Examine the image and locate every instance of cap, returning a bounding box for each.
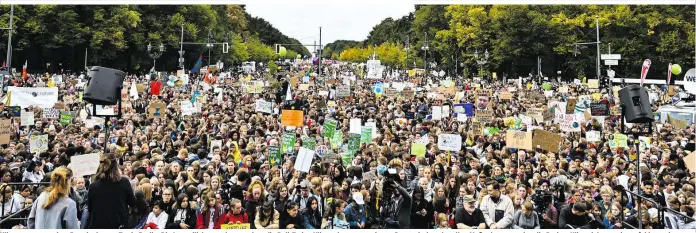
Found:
[9,162,21,170]
[352,192,365,205]
[648,208,658,219]
[463,195,476,203]
[650,155,658,161]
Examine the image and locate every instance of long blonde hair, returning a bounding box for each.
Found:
[43,166,73,209]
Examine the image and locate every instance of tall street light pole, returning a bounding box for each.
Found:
[147,42,164,71]
[178,24,185,69]
[422,32,429,79]
[4,5,14,68]
[474,49,489,79]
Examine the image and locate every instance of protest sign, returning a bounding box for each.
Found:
[555,112,584,132]
[302,138,316,150]
[337,86,351,98]
[181,101,194,116]
[476,109,494,123]
[500,92,513,100]
[60,111,72,125]
[437,134,462,151]
[298,84,310,91]
[221,223,251,229]
[476,96,491,110]
[411,143,426,157]
[245,81,263,93]
[322,119,338,138]
[42,108,59,119]
[70,153,100,178]
[667,115,689,130]
[587,79,599,89]
[361,126,372,144]
[136,84,146,93]
[566,98,577,114]
[349,118,362,134]
[590,102,609,116]
[148,102,167,119]
[432,106,442,120]
[281,110,304,127]
[30,134,49,154]
[0,120,11,144]
[347,133,361,152]
[385,87,397,97]
[586,131,601,142]
[685,151,696,173]
[331,131,343,149]
[281,133,296,154]
[268,146,281,166]
[7,87,59,108]
[638,136,651,151]
[506,130,533,150]
[533,129,563,153]
[609,134,628,149]
[255,100,273,114]
[21,111,34,126]
[402,88,415,99]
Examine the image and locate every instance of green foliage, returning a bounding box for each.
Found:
[322,40,361,59]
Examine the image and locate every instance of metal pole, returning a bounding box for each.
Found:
[596,17,601,80]
[180,24,184,69]
[608,43,614,100]
[5,5,14,68]
[208,29,212,67]
[406,35,409,70]
[84,48,88,70]
[424,32,428,77]
[318,27,322,77]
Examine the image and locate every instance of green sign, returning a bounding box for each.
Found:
[411,143,427,157]
[302,137,316,150]
[360,126,372,144]
[282,133,296,154]
[341,150,353,165]
[331,131,343,149]
[322,119,338,138]
[268,146,281,166]
[347,133,361,152]
[60,111,72,125]
[542,82,551,90]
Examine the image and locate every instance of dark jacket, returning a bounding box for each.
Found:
[281,214,306,229]
[165,208,196,229]
[85,177,136,229]
[558,204,591,229]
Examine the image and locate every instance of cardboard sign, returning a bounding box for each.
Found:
[533,129,563,153]
[42,108,59,119]
[437,134,462,151]
[476,109,494,123]
[0,120,11,145]
[281,110,304,127]
[667,114,689,130]
[566,98,577,114]
[506,130,533,150]
[590,102,609,116]
[403,88,415,99]
[30,134,49,154]
[148,102,167,119]
[298,84,310,91]
[136,84,146,93]
[385,87,397,97]
[55,103,66,110]
[337,86,351,98]
[500,92,513,100]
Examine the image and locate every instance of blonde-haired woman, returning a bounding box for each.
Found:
[27,166,79,229]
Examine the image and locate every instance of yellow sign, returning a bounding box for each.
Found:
[221,223,251,229]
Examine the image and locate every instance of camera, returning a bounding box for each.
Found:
[382,168,401,190]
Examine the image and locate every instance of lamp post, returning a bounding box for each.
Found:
[422,32,429,78]
[474,49,489,79]
[147,42,164,71]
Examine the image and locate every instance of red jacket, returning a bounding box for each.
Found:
[224,211,249,224]
[196,206,226,229]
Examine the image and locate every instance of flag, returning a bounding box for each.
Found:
[22,60,28,81]
[129,82,139,101]
[285,84,293,101]
[1,60,5,67]
[640,59,651,86]
[667,63,672,85]
[192,54,203,73]
[203,72,210,84]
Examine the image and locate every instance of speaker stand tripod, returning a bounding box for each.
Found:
[619,104,653,229]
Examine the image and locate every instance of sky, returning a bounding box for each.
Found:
[245,4,415,55]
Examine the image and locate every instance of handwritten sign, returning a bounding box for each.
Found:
[30,134,49,154]
[437,134,462,151]
[586,131,601,142]
[506,130,533,150]
[21,111,34,126]
[411,143,426,157]
[0,120,11,144]
[476,109,494,123]
[221,223,251,229]
[70,153,100,178]
[245,81,263,93]
[148,102,167,119]
[60,111,72,125]
[42,108,59,119]
[402,88,415,99]
[609,133,628,149]
[337,86,351,98]
[500,92,513,100]
[590,102,609,116]
[533,129,563,153]
[255,100,273,114]
[281,110,304,127]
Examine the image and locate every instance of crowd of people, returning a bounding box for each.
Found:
[0,62,694,230]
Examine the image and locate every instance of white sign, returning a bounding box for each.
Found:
[586,131,601,142]
[600,54,622,60]
[349,118,362,134]
[21,111,34,126]
[557,113,585,132]
[181,101,194,116]
[30,134,49,154]
[604,60,618,66]
[294,147,315,172]
[255,100,273,114]
[437,134,462,151]
[365,121,378,139]
[432,106,442,120]
[42,108,59,119]
[684,68,696,94]
[70,153,100,178]
[210,140,222,154]
[7,87,59,108]
[442,105,450,118]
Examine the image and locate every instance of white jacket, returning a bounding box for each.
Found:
[479,194,515,229]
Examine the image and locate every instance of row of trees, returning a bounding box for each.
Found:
[327,5,695,80]
[0,5,310,73]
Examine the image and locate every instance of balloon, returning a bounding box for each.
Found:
[671,64,682,75]
[279,47,287,57]
[297,54,302,59]
[542,82,551,90]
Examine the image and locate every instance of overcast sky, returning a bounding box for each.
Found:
[245,4,415,54]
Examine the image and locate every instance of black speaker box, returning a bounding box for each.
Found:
[83,66,126,105]
[618,85,654,123]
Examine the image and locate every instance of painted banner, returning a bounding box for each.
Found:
[7,87,59,108]
[281,133,296,155]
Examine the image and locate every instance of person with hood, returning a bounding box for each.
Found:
[166,193,196,229]
[281,201,305,229]
[344,192,367,229]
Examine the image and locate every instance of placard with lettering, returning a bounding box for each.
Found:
[533,129,563,153]
[590,102,610,116]
[476,109,494,123]
[506,130,533,150]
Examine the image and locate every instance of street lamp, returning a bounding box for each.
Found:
[147,42,165,71]
[474,49,489,78]
[422,32,429,77]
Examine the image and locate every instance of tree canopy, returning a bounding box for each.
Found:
[0,5,310,73]
[338,5,695,80]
